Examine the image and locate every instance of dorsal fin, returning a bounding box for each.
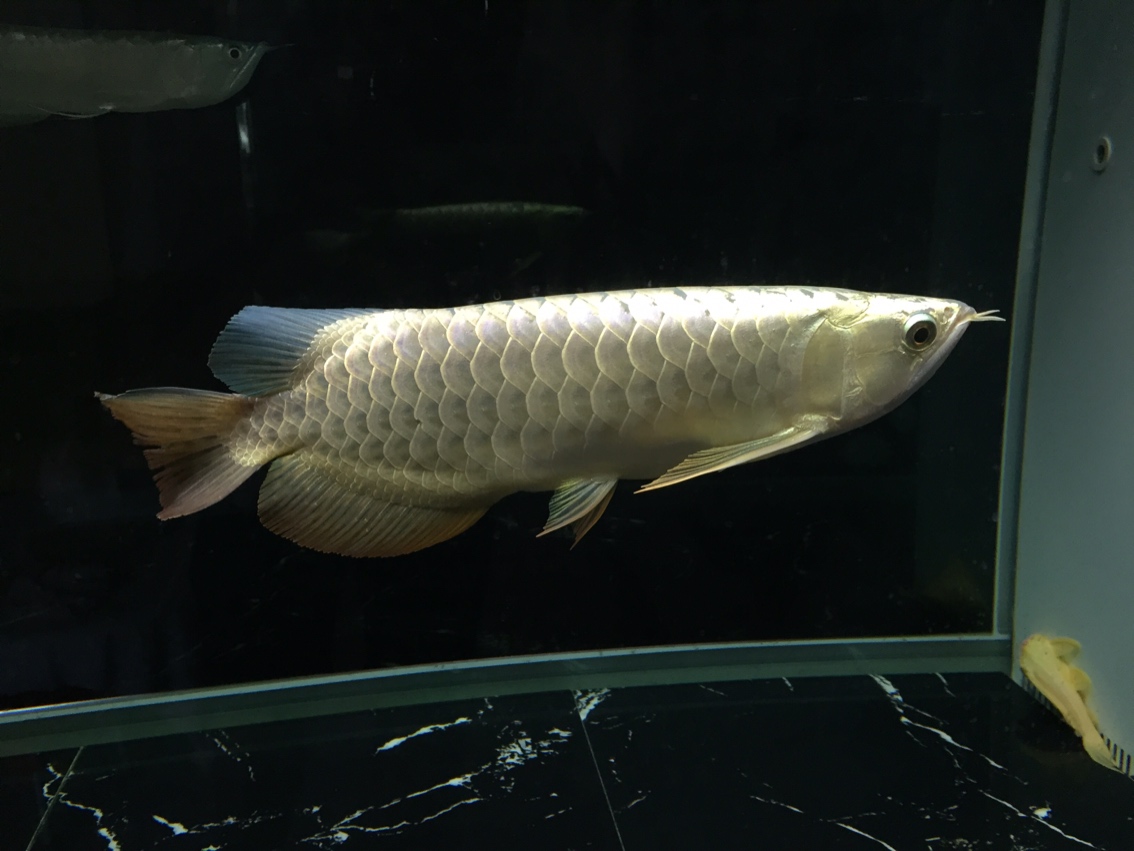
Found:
[207,306,371,395]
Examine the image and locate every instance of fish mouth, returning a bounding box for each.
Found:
[959,307,1005,326]
[942,304,1005,349]
[911,303,1005,386]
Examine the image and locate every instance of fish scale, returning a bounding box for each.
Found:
[97,286,1001,557]
[255,289,879,488]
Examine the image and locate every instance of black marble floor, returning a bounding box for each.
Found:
[3,673,1132,850]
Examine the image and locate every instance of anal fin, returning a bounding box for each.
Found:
[258,453,487,557]
[635,424,821,493]
[537,478,617,547]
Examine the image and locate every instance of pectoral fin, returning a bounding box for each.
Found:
[635,425,821,493]
[538,478,617,546]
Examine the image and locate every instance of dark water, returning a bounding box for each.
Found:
[0,0,1039,709]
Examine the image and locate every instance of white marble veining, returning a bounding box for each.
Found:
[573,688,611,721]
[21,675,1129,849]
[374,716,472,753]
[296,704,576,847]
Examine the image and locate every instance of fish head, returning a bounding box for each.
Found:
[177,38,272,108]
[806,291,1002,426]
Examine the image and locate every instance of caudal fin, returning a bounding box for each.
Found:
[96,388,259,519]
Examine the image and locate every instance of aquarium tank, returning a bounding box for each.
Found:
[1,1,1132,849]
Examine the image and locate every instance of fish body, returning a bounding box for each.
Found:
[305,202,586,263]
[98,286,999,557]
[351,201,590,233]
[1020,634,1121,772]
[383,201,589,224]
[0,26,269,122]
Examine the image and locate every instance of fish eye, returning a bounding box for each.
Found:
[228,46,243,61]
[902,313,938,351]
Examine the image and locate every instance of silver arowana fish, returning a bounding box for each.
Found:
[0,26,271,126]
[306,202,589,254]
[97,286,1001,558]
[375,201,590,228]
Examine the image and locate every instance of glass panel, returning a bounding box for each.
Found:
[0,1,1040,711]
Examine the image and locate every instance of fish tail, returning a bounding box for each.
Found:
[1083,731,1123,772]
[96,388,260,519]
